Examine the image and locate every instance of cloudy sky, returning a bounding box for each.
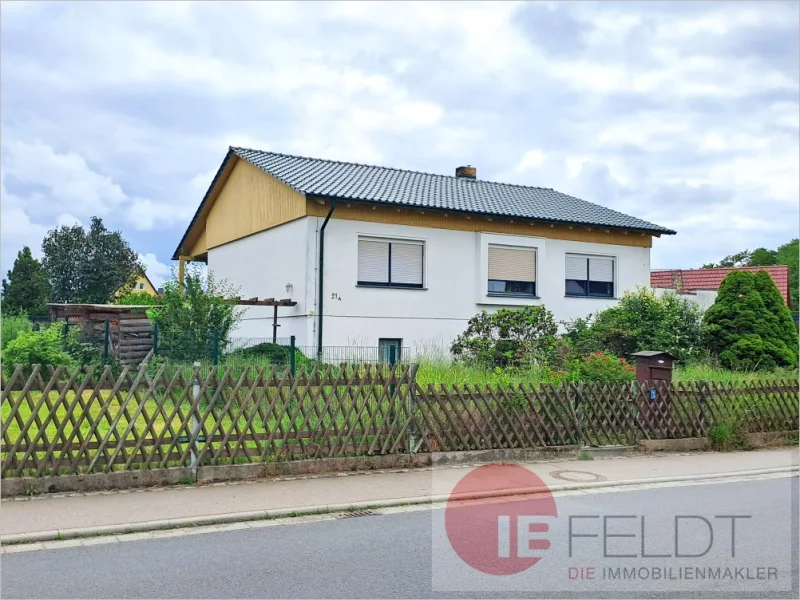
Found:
[1,0,798,287]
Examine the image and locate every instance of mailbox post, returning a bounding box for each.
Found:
[630,351,675,384]
[630,351,676,433]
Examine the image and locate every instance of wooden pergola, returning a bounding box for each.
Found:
[226,297,298,343]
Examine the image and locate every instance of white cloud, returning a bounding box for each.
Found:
[0,0,796,280]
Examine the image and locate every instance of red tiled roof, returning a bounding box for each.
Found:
[651,265,791,307]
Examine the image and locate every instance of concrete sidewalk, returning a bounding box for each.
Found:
[2,448,797,543]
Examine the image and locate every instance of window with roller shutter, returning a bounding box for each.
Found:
[487,245,537,296]
[357,237,424,288]
[565,254,615,298]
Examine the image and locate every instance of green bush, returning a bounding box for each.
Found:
[569,351,636,383]
[227,342,314,368]
[2,323,76,376]
[450,306,558,367]
[562,287,705,363]
[1,315,33,350]
[148,266,242,361]
[753,270,799,365]
[704,271,798,370]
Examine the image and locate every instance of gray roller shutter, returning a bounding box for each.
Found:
[589,257,614,282]
[565,255,588,280]
[390,241,423,285]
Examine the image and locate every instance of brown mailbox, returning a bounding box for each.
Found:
[630,351,675,384]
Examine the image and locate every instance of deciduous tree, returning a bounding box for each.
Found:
[41,217,140,304]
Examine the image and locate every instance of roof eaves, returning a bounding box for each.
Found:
[308,194,675,235]
[171,147,236,261]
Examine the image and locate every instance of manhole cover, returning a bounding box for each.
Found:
[338,509,378,519]
[549,470,607,483]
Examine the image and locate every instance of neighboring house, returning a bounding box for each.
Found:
[650,265,791,312]
[115,269,159,297]
[173,147,675,356]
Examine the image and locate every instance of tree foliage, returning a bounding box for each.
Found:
[41,217,141,304]
[147,266,242,360]
[775,239,799,310]
[1,246,51,317]
[702,238,798,309]
[450,306,558,367]
[704,271,798,370]
[113,291,160,306]
[562,287,706,363]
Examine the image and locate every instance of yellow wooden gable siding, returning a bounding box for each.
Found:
[189,228,207,257]
[204,158,306,250]
[305,199,652,248]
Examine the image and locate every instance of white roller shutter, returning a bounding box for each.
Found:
[565,255,588,280]
[589,257,614,282]
[390,241,423,285]
[358,239,389,283]
[488,246,536,281]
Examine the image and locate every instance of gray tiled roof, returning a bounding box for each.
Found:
[232,147,675,235]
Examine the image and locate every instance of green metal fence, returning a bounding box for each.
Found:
[152,330,409,378]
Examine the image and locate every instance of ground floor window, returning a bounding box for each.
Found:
[565,254,615,298]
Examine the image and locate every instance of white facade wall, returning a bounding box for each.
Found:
[207,218,315,344]
[208,216,652,357]
[653,288,718,312]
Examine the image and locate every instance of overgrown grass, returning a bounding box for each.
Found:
[673,363,799,383]
[413,358,798,387]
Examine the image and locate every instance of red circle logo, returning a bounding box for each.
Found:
[444,463,557,576]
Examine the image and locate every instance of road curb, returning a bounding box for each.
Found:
[2,465,797,545]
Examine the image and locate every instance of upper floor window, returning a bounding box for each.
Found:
[565,254,614,298]
[488,244,537,297]
[357,237,424,288]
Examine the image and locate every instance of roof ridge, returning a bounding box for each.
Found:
[653,265,789,272]
[230,146,556,191]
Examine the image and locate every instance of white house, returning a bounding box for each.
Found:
[173,148,676,359]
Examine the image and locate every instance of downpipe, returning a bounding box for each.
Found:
[317,199,336,360]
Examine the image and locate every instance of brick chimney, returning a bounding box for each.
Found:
[455,165,476,180]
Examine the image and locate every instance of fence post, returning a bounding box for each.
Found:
[571,383,584,447]
[153,322,159,356]
[190,362,201,477]
[388,345,397,429]
[103,319,110,361]
[697,380,708,437]
[407,364,418,453]
[289,335,296,376]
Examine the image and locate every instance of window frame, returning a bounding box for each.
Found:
[565,254,616,299]
[486,244,538,298]
[357,237,425,289]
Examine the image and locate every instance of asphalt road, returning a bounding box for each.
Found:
[2,477,797,599]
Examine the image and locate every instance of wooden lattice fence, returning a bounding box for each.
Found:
[1,364,797,477]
